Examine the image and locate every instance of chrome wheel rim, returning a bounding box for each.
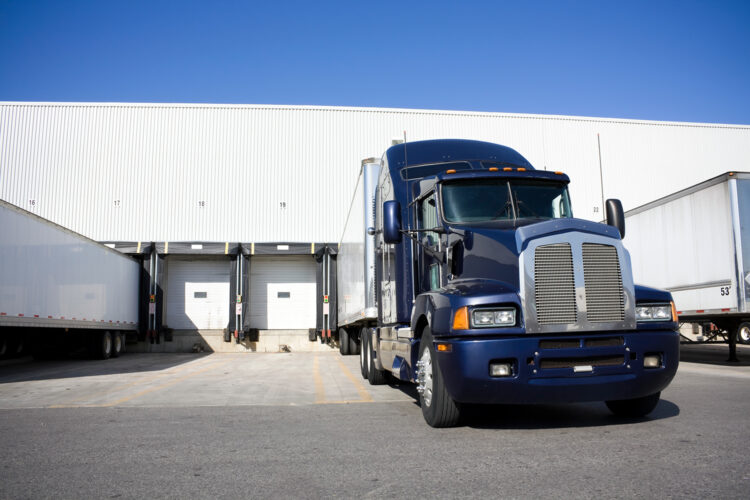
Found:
[740,326,750,342]
[417,348,433,408]
[104,335,111,354]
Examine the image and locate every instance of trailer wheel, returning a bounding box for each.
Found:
[111,332,122,358]
[737,322,750,344]
[367,329,387,385]
[349,332,359,355]
[339,328,350,355]
[605,392,661,418]
[0,334,7,358]
[417,327,461,427]
[95,331,113,360]
[11,334,24,357]
[359,328,369,379]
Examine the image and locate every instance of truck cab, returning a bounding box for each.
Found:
[361,139,679,427]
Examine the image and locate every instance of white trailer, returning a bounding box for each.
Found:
[0,199,140,359]
[335,158,381,355]
[624,172,749,350]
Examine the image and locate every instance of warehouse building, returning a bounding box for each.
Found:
[1,102,749,351]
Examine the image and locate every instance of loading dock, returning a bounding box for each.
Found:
[249,255,317,330]
[165,257,231,330]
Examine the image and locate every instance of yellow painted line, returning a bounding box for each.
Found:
[48,356,219,408]
[97,360,231,407]
[312,355,326,404]
[334,356,373,402]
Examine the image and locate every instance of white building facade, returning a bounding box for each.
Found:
[2,102,749,346]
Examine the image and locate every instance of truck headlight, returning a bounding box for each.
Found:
[471,307,516,328]
[636,303,674,322]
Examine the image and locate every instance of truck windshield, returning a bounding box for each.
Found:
[441,179,572,223]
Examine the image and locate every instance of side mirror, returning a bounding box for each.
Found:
[383,200,402,244]
[605,199,625,239]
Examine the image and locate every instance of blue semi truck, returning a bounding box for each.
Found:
[336,139,679,427]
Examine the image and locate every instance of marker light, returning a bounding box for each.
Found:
[436,343,452,352]
[671,301,678,322]
[517,167,526,172]
[453,307,469,330]
[446,169,456,174]
[488,167,498,172]
[503,167,512,171]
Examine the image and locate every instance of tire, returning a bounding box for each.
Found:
[0,334,7,358]
[339,328,350,355]
[417,327,461,427]
[606,392,661,417]
[111,332,122,358]
[94,331,112,360]
[737,322,750,345]
[360,327,369,380]
[367,329,387,385]
[349,331,359,355]
[11,334,24,357]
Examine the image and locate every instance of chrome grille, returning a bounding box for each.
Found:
[582,243,625,322]
[534,243,576,325]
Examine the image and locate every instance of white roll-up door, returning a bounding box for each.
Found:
[249,255,317,329]
[166,257,230,330]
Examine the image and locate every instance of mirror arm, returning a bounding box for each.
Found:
[400,229,444,262]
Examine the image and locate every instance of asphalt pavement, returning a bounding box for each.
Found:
[0,345,748,498]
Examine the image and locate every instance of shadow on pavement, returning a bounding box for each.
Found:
[0,353,211,384]
[461,399,680,429]
[680,343,750,366]
[385,372,680,430]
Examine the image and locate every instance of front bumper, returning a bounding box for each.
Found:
[434,330,679,404]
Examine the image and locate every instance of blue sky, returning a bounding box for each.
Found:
[1,0,748,124]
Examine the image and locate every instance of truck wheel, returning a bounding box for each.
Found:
[111,332,122,358]
[367,329,386,385]
[417,327,461,427]
[360,328,369,379]
[349,332,359,355]
[339,328,350,355]
[737,322,750,344]
[606,392,661,417]
[95,331,113,360]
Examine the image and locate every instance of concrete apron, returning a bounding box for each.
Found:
[131,330,336,354]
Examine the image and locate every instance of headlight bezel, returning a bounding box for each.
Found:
[470,307,517,328]
[635,302,675,322]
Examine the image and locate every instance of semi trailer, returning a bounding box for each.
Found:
[624,172,750,359]
[0,199,139,359]
[337,139,680,427]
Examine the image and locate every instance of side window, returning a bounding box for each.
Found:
[418,192,438,245]
[417,191,440,291]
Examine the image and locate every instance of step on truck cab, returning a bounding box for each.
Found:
[337,139,679,427]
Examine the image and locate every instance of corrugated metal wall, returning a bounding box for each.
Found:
[1,102,748,242]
